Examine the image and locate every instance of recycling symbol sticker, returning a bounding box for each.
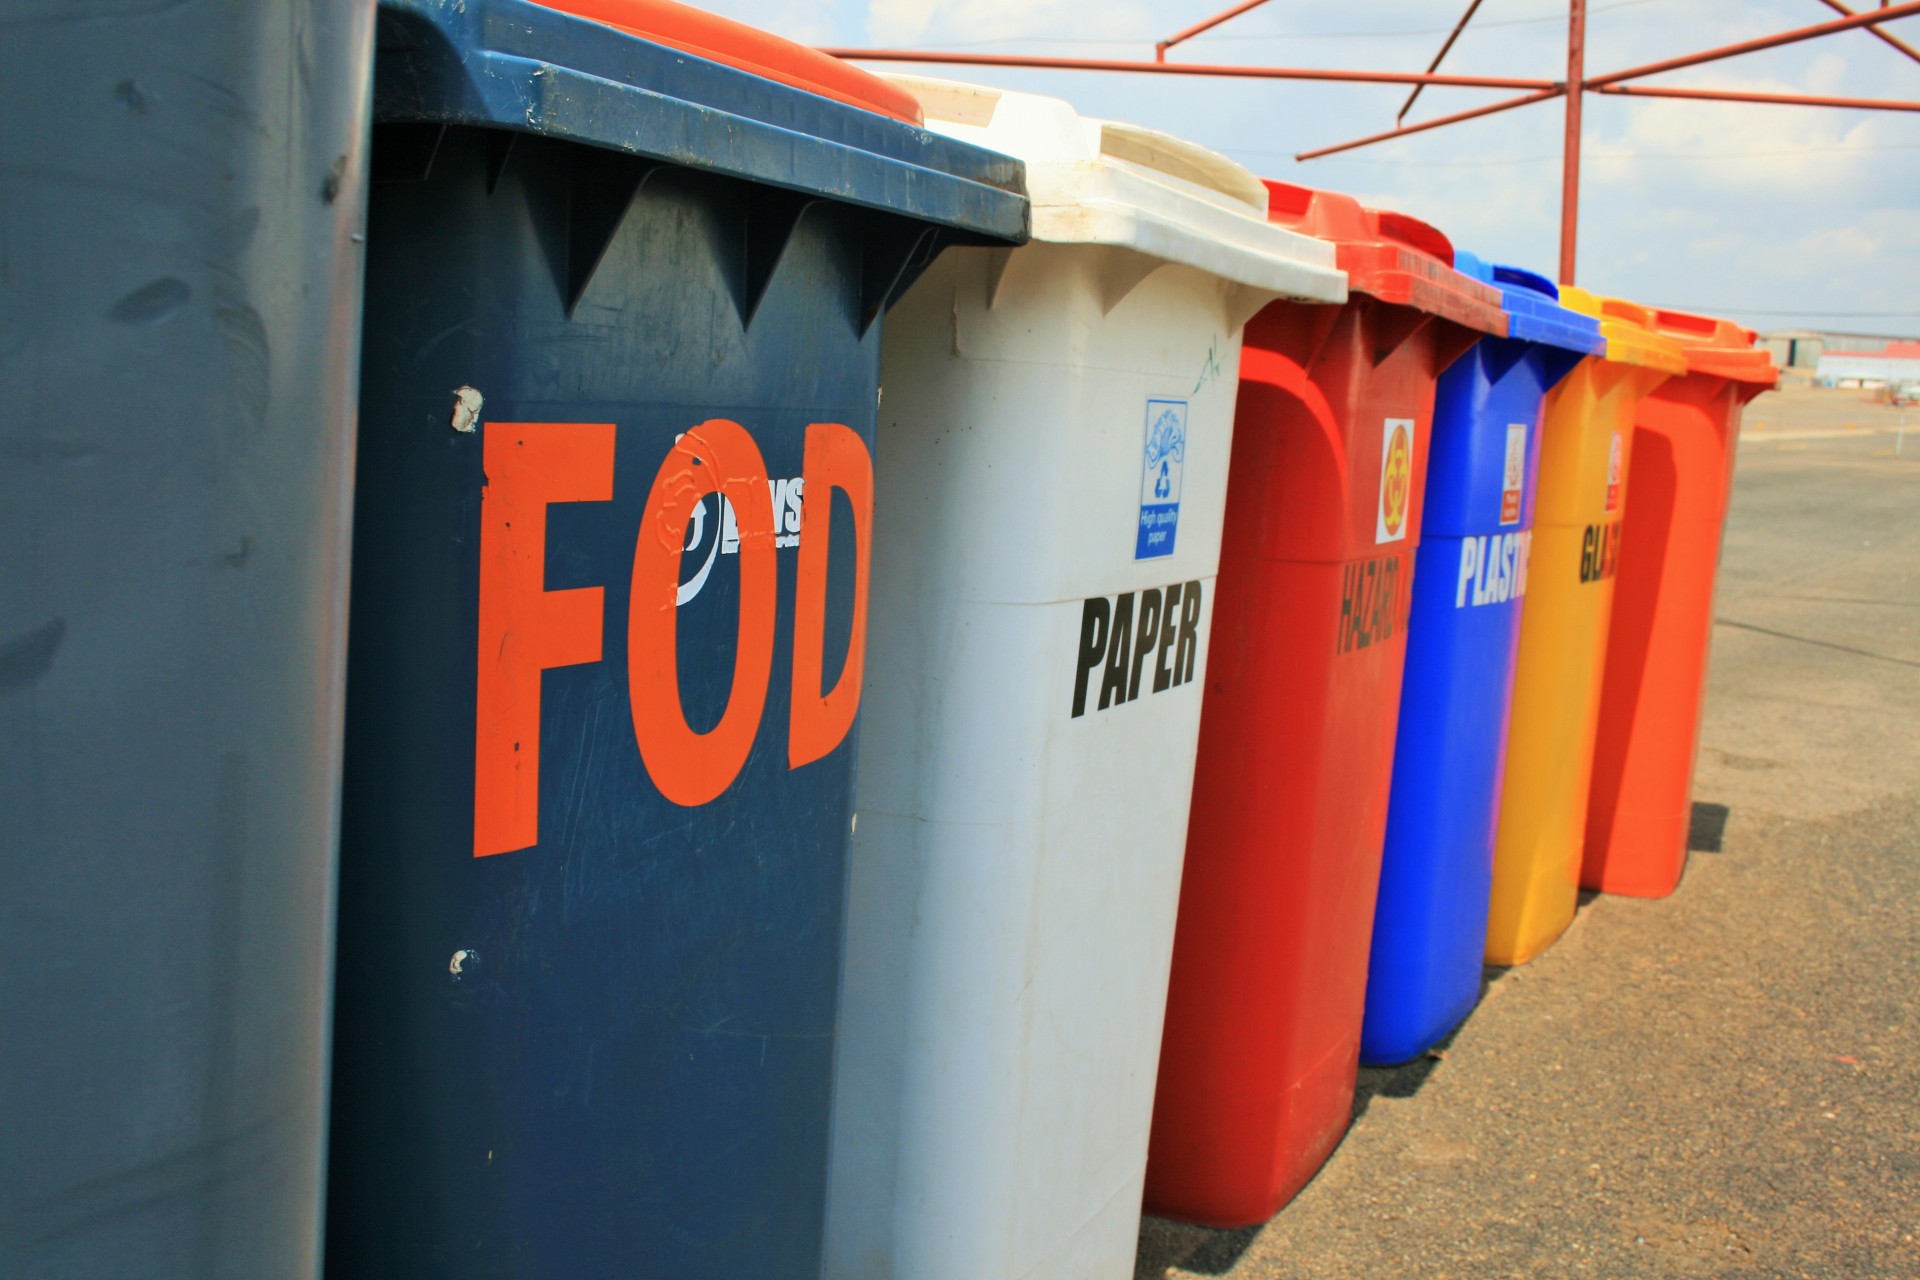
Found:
[1136,397,1187,561]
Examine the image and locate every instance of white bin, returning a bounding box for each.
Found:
[825,77,1348,1280]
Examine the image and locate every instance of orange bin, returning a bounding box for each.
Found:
[1584,311,1778,896]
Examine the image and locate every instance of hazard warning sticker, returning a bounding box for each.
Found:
[1376,417,1415,544]
[1137,397,1187,560]
[1500,423,1526,526]
[1605,431,1623,513]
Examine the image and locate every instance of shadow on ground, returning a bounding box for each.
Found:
[1688,800,1730,853]
[1138,802,1743,1277]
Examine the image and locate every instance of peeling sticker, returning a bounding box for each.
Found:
[450,948,477,977]
[451,386,484,434]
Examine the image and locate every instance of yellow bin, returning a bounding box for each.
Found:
[1486,290,1688,965]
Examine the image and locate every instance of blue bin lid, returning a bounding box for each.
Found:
[1453,251,1604,357]
[374,0,1028,244]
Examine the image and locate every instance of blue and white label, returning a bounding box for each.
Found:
[1137,397,1187,560]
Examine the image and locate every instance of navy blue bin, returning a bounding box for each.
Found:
[325,4,1024,1277]
[1360,255,1603,1066]
[1,3,372,1276]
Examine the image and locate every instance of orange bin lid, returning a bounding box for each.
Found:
[1651,307,1780,387]
[1261,179,1506,337]
[534,0,923,124]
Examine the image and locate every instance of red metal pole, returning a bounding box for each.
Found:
[1157,0,1278,61]
[1297,87,1565,160]
[1593,83,1920,111]
[822,49,1556,90]
[1561,0,1585,285]
[1398,0,1487,124]
[1587,0,1920,87]
[1812,0,1920,66]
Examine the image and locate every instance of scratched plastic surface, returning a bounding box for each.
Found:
[1361,254,1602,1068]
[1146,180,1507,1229]
[0,3,374,1278]
[325,4,1023,1278]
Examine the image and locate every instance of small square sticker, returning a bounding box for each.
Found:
[1137,398,1186,560]
[1500,423,1526,526]
[1605,431,1623,513]
[1376,417,1415,544]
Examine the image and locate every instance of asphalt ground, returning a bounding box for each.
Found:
[1136,387,1920,1280]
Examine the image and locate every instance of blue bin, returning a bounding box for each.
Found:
[324,3,1024,1277]
[1360,255,1603,1066]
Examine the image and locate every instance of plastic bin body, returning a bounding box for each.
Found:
[0,4,374,1277]
[1145,182,1505,1227]
[1585,313,1777,897]
[825,79,1346,1280]
[1486,291,1688,966]
[1361,257,1602,1066]
[323,6,1024,1278]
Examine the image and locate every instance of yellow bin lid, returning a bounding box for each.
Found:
[1559,286,1689,377]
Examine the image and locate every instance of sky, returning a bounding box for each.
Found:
[697,0,1920,336]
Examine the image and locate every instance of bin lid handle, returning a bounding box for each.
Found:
[1096,121,1268,212]
[896,75,1004,128]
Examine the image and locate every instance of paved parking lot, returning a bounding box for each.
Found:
[1137,387,1920,1279]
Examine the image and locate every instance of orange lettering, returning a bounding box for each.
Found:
[629,419,777,807]
[473,422,614,858]
[788,422,873,770]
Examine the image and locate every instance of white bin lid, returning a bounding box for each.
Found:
[887,74,1347,305]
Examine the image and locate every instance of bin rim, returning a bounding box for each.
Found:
[881,74,1349,306]
[1260,180,1506,336]
[1558,286,1690,376]
[1652,307,1780,386]
[533,0,924,124]
[1454,251,1604,358]
[374,0,1029,244]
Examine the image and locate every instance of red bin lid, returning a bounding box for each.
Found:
[1261,179,1506,336]
[1651,306,1780,387]
[534,0,924,124]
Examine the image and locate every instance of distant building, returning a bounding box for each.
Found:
[1762,328,1919,372]
[1815,340,1920,388]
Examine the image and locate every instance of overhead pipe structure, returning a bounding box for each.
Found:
[1561,0,1586,283]
[1397,0,1487,124]
[1592,84,1920,112]
[820,49,1554,90]
[1814,0,1920,65]
[826,0,1920,284]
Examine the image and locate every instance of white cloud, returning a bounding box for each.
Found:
[864,0,1157,45]
[866,0,941,45]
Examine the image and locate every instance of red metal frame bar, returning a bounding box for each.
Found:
[1155,0,1276,62]
[1593,83,1920,111]
[1398,0,1486,123]
[1814,0,1920,66]
[1561,0,1587,284]
[829,0,1920,285]
[818,49,1555,90]
[1588,0,1920,87]
[1296,87,1564,160]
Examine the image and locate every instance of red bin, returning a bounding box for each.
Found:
[1145,181,1506,1226]
[1584,310,1777,897]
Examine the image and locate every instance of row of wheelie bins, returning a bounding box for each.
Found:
[0,0,1778,1276]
